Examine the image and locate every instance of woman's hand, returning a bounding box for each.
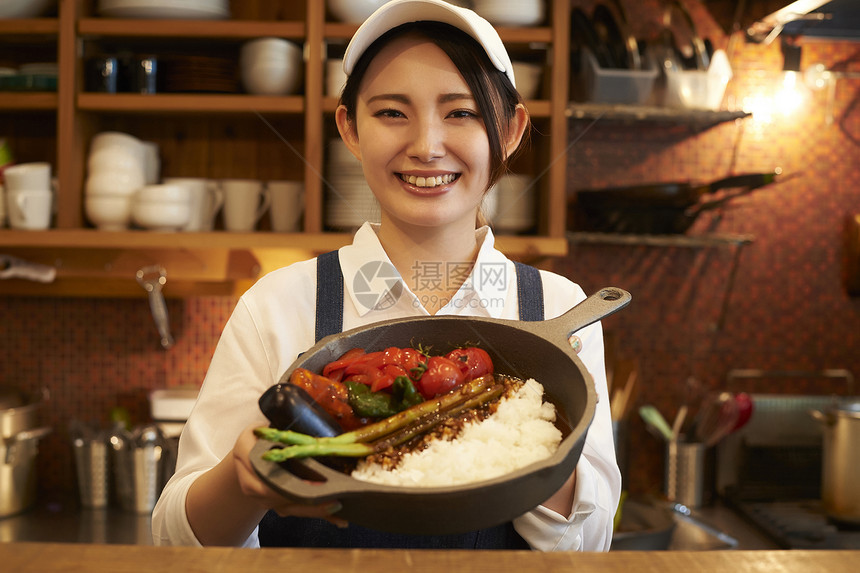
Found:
[232,424,349,527]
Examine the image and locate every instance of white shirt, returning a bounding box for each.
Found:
[151,223,620,551]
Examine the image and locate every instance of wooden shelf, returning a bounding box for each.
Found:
[0,229,567,257]
[567,103,751,127]
[0,0,572,297]
[0,18,59,36]
[568,232,754,248]
[0,92,58,110]
[77,93,304,114]
[78,19,305,39]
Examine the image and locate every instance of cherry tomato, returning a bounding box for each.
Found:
[322,347,367,381]
[445,347,494,381]
[417,356,466,399]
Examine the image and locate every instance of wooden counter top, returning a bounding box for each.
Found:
[1,543,857,572]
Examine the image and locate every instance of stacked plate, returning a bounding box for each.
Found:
[97,0,229,19]
[324,139,379,230]
[472,0,545,27]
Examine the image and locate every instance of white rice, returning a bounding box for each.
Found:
[350,379,562,487]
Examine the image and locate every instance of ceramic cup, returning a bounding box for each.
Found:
[3,162,52,193]
[141,141,160,185]
[163,177,224,231]
[7,188,52,230]
[267,180,304,232]
[220,179,270,232]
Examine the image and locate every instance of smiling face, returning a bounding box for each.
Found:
[336,32,525,234]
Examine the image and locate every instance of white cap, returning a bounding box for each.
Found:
[343,0,515,87]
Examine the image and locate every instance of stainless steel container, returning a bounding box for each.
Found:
[811,400,860,524]
[1,425,51,517]
[1,390,51,518]
[665,441,707,508]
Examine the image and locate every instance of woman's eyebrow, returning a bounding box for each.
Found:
[365,92,475,105]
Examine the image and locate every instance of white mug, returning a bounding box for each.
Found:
[4,162,52,193]
[163,177,224,232]
[8,188,53,230]
[267,180,304,232]
[220,179,270,232]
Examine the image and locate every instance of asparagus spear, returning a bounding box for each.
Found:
[256,375,500,461]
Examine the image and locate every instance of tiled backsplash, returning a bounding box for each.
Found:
[2,11,860,502]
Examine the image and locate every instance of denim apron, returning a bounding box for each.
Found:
[259,250,544,549]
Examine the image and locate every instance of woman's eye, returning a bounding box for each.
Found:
[448,109,479,120]
[374,108,405,119]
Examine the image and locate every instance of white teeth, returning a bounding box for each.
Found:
[401,173,456,187]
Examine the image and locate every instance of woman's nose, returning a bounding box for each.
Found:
[407,119,445,162]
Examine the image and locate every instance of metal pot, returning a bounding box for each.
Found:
[252,287,631,535]
[1,392,51,517]
[811,400,860,525]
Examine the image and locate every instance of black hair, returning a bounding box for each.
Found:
[339,21,529,190]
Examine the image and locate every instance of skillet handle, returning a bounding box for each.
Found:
[250,439,370,503]
[545,287,632,340]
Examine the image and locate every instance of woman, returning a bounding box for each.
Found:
[152,0,619,551]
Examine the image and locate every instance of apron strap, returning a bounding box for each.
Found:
[513,261,544,322]
[315,250,344,342]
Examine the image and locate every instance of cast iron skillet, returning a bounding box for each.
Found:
[251,287,631,535]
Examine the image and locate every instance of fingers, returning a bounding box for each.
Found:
[233,423,349,528]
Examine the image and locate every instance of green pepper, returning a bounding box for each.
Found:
[346,377,424,418]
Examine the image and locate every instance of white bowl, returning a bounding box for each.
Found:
[85,195,133,230]
[87,149,146,175]
[136,183,191,204]
[90,131,144,155]
[132,199,192,231]
[512,61,542,99]
[326,0,389,23]
[85,169,145,196]
[326,58,347,97]
[240,37,301,62]
[0,0,55,18]
[472,0,545,27]
[241,62,302,96]
[240,38,302,95]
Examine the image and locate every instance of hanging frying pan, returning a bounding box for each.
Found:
[572,171,784,235]
[252,287,631,535]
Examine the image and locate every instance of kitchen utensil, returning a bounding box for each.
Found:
[810,399,860,525]
[252,287,631,535]
[136,265,174,349]
[612,496,676,550]
[572,171,782,235]
[670,502,738,548]
[694,392,740,447]
[672,405,688,440]
[662,0,708,71]
[639,405,674,442]
[592,2,640,70]
[571,8,613,69]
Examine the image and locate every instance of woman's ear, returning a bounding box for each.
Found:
[335,105,362,162]
[503,103,530,159]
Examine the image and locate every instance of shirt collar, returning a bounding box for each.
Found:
[339,223,510,319]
